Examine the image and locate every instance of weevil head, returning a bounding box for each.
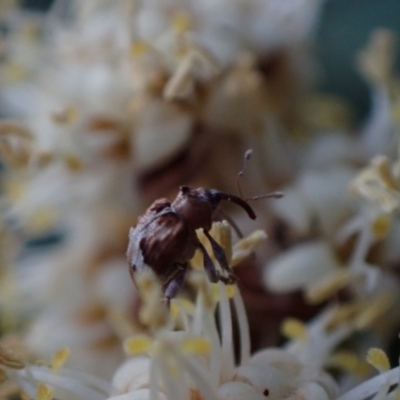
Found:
[172,186,222,230]
[172,186,256,230]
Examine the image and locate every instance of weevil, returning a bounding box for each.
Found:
[127,150,282,302]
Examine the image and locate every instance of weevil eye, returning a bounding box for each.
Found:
[180,186,191,194]
[207,189,221,208]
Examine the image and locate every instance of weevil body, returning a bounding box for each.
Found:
[127,186,257,302]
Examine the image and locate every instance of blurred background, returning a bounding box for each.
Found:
[2,0,400,389]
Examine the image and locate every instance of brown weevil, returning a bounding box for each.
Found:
[127,150,282,302]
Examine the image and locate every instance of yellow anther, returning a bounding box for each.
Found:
[36,383,53,400]
[355,293,394,330]
[4,62,27,82]
[350,155,400,213]
[180,337,211,355]
[50,347,70,373]
[50,105,78,124]
[281,318,308,341]
[211,284,220,301]
[366,348,390,373]
[25,209,58,234]
[371,214,391,240]
[210,283,235,301]
[172,12,191,34]
[225,285,235,298]
[325,301,363,331]
[373,155,399,191]
[326,351,359,372]
[123,335,152,356]
[232,230,267,267]
[130,41,150,58]
[172,298,195,316]
[4,178,25,202]
[170,303,180,320]
[194,222,233,267]
[64,155,84,172]
[305,269,352,304]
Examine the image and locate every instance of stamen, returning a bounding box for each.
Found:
[171,298,195,316]
[172,12,191,34]
[130,41,150,58]
[211,222,233,266]
[173,353,216,400]
[123,335,152,356]
[325,301,364,331]
[305,269,352,304]
[179,338,211,355]
[225,285,235,298]
[163,54,194,100]
[355,293,394,330]
[64,155,84,172]
[158,356,185,400]
[191,279,221,390]
[326,351,360,373]
[367,348,390,373]
[371,214,391,240]
[218,282,234,383]
[50,347,70,373]
[36,383,53,400]
[281,318,308,341]
[373,155,399,190]
[232,230,267,266]
[211,284,235,301]
[25,209,58,234]
[233,288,251,366]
[338,366,399,400]
[50,105,78,124]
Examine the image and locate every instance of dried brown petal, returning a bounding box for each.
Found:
[0,345,25,369]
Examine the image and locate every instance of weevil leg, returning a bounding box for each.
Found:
[197,241,220,283]
[163,263,188,305]
[202,230,236,284]
[203,229,231,273]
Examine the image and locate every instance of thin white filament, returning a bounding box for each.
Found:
[233,286,251,366]
[338,367,399,400]
[218,281,234,383]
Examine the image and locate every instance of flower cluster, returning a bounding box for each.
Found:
[1,1,400,400]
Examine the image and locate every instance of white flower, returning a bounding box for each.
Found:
[264,240,339,293]
[272,166,357,236]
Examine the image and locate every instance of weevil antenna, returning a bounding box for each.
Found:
[218,191,256,220]
[236,149,253,199]
[245,192,284,202]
